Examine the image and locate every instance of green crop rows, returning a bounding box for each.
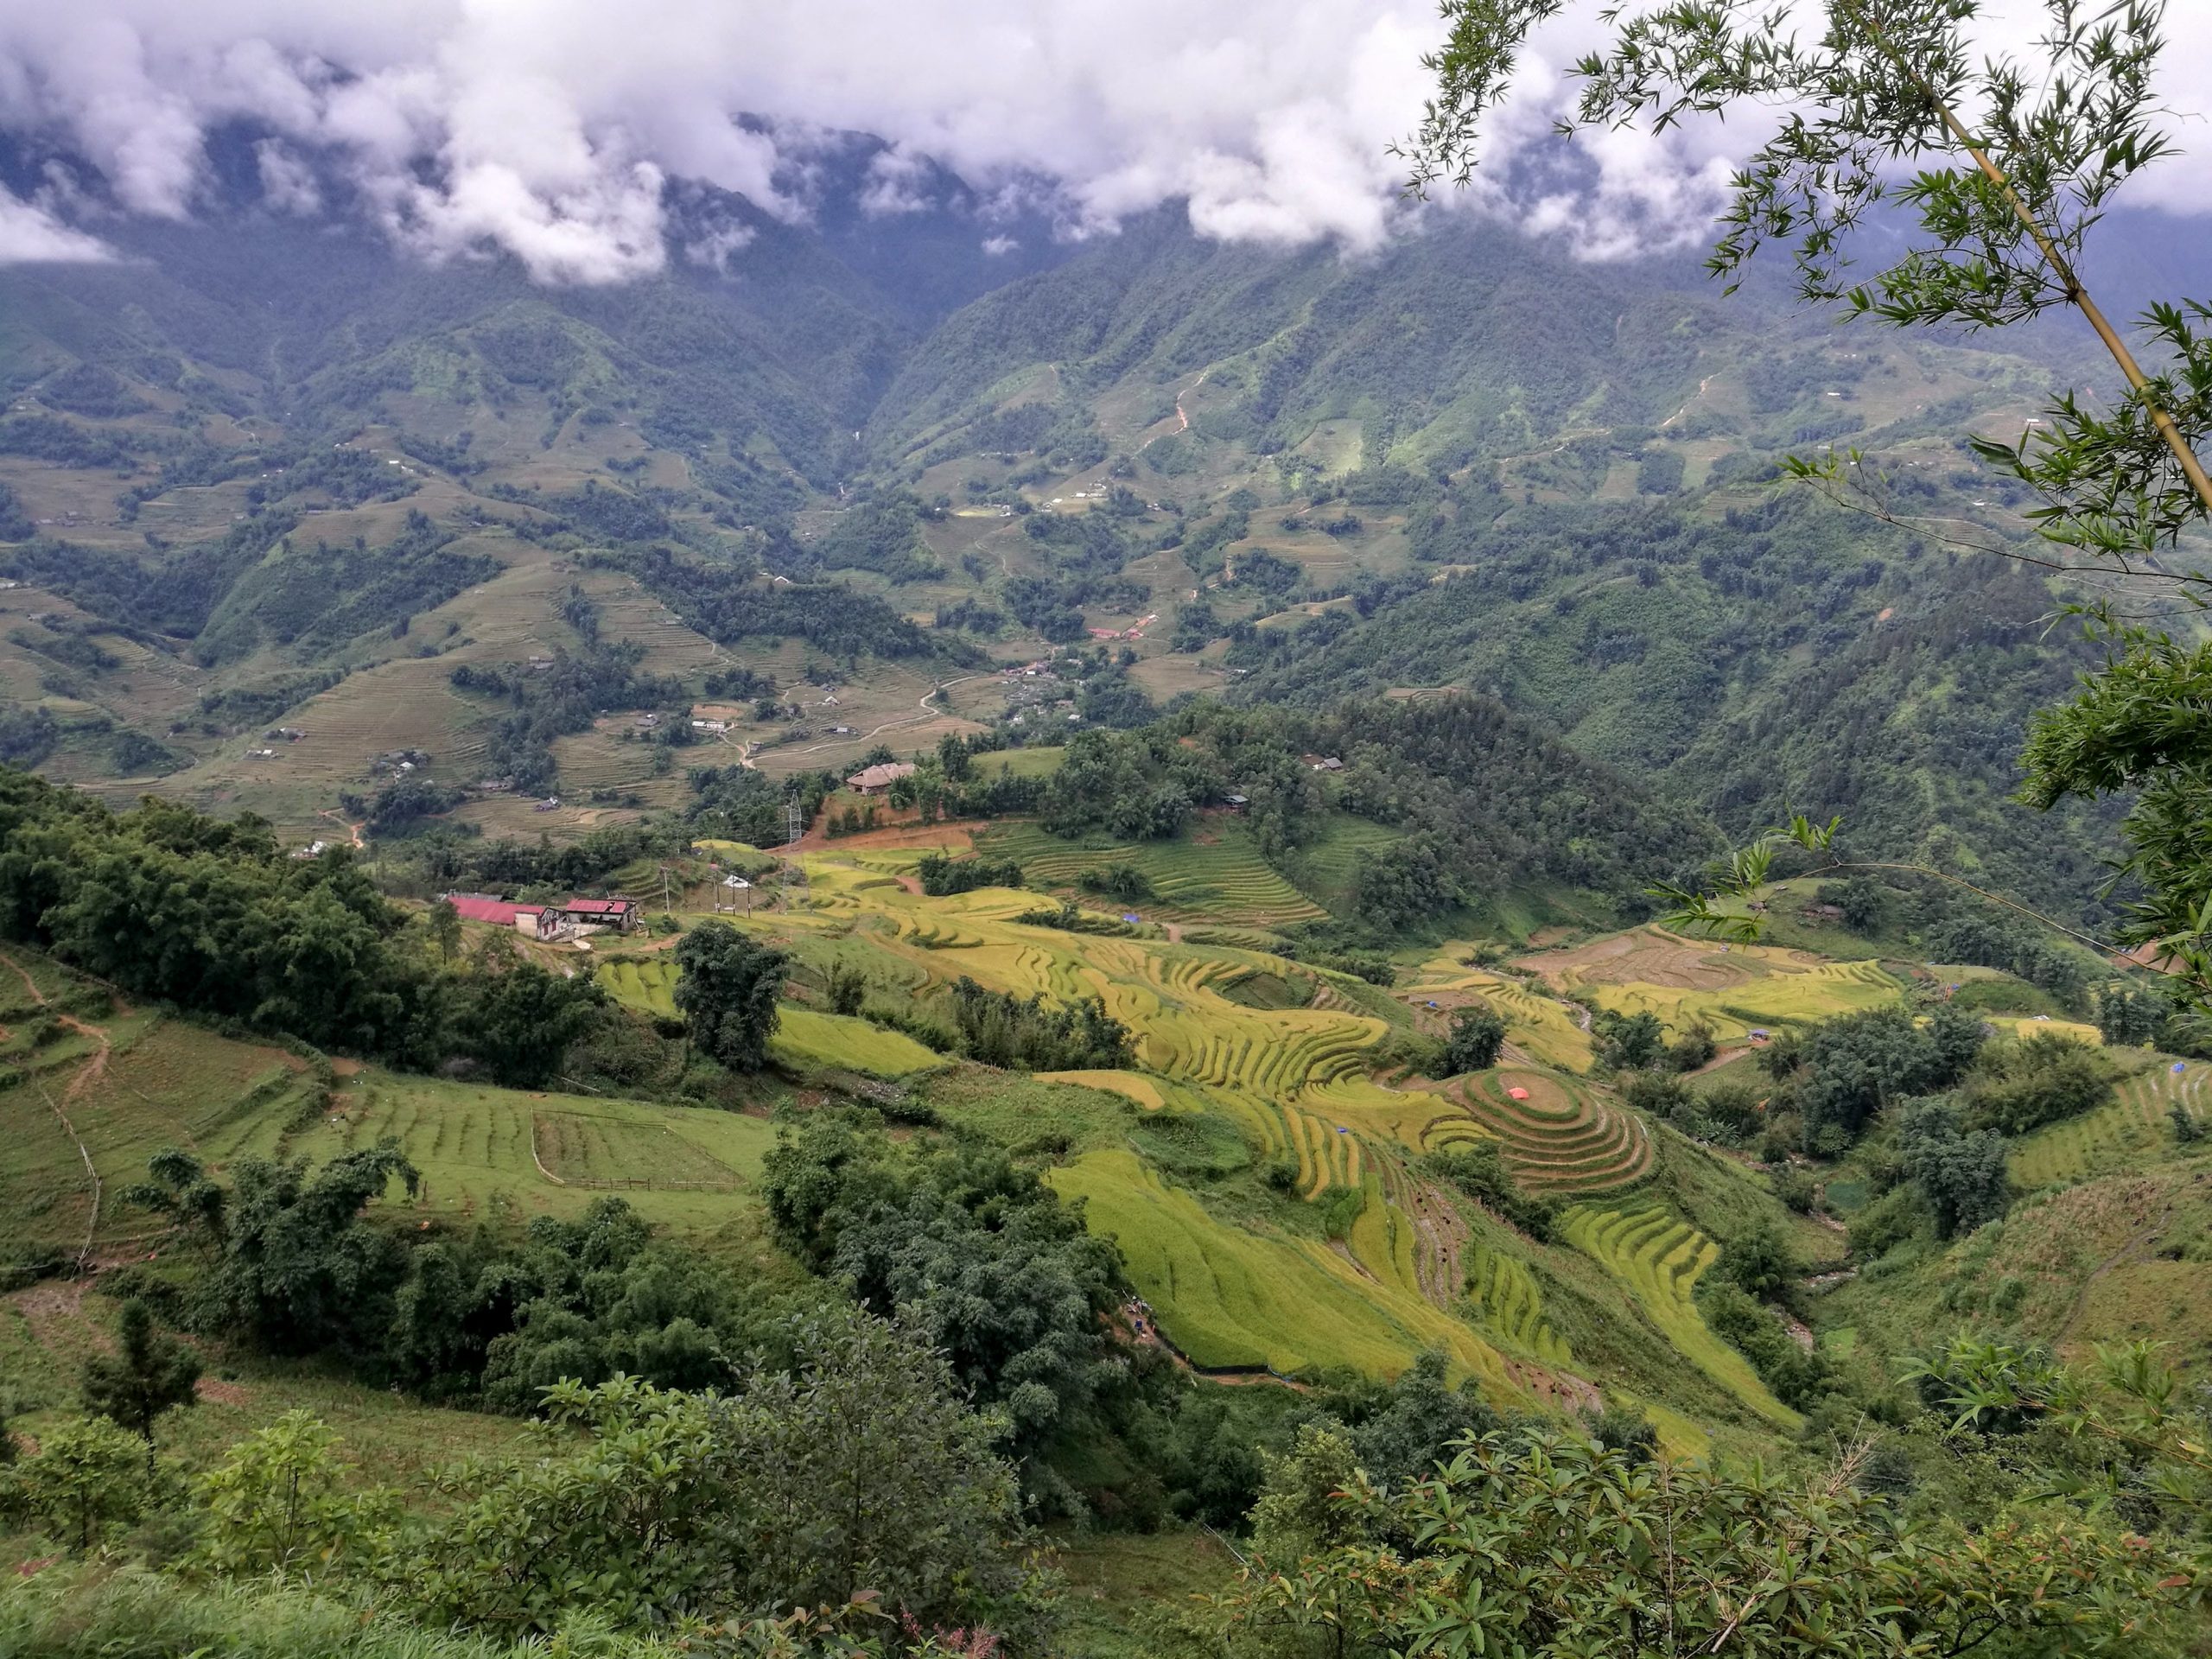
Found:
[2012,1061,2207,1190]
[1446,1069,1653,1192]
[1463,1241,1570,1364]
[1560,1203,1799,1428]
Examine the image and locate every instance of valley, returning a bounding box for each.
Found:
[3,11,2212,1646]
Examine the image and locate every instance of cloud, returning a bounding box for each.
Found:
[0,0,2205,283]
[0,186,115,264]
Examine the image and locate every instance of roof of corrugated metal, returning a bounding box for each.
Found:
[446,894,525,925]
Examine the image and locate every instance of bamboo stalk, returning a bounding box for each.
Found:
[1837,0,2212,517]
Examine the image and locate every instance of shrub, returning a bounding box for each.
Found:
[1440,1007,1506,1075]
[6,1417,151,1552]
[917,854,1024,897]
[1420,1141,1557,1241]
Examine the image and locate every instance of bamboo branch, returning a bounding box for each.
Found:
[1834,0,2212,519]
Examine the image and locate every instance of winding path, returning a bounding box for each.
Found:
[791,673,989,758]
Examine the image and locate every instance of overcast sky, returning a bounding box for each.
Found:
[1,0,2207,281]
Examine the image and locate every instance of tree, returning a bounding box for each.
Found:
[674,919,789,1071]
[81,1298,201,1472]
[1440,1006,1506,1074]
[119,1147,227,1258]
[426,895,462,961]
[1795,1004,1985,1145]
[1897,1100,2012,1239]
[1591,1007,1664,1071]
[1665,1019,1717,1072]
[2096,983,2171,1046]
[194,1408,390,1582]
[1408,0,2212,1011]
[452,944,604,1087]
[157,1143,422,1357]
[1712,1218,1798,1301]
[383,1310,1036,1641]
[1916,1334,2211,1606]
[761,1122,1120,1497]
[7,1417,149,1553]
[1342,1351,1500,1492]
[826,957,868,1016]
[1215,1428,2175,1658]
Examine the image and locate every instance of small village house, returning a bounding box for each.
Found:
[846,761,917,797]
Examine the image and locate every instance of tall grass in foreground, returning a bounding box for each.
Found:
[0,1567,656,1659]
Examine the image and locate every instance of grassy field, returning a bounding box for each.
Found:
[771,1006,947,1077]
[594,957,945,1077]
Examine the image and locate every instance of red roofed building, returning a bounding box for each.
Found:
[445,893,526,926]
[442,893,557,939]
[554,897,639,933]
[443,893,636,939]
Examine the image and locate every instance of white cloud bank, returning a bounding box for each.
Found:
[0,0,2206,280]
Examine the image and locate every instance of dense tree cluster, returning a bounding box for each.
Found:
[674,920,790,1071]
[948,976,1135,1071]
[762,1121,1121,1499]
[917,853,1024,895]
[601,545,957,664]
[0,768,601,1080]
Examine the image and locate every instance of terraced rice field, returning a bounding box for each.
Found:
[599,957,680,1017]
[1280,812,1404,914]
[1039,1069,1167,1110]
[288,1072,775,1227]
[1443,1069,1653,1193]
[2012,1060,2207,1190]
[770,1007,945,1077]
[1048,1150,1510,1387]
[976,822,1325,925]
[1405,950,1593,1072]
[1560,1204,1799,1427]
[533,1111,741,1187]
[1463,1241,1571,1364]
[1522,928,1902,1039]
